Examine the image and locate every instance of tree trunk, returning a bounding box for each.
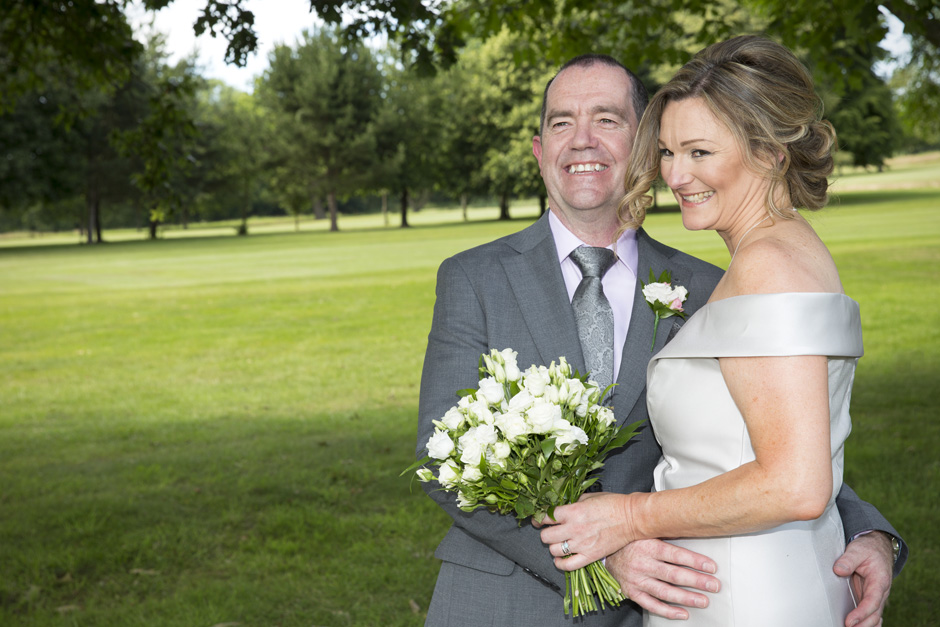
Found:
[461,192,469,221]
[498,193,511,221]
[400,187,410,228]
[238,178,250,236]
[85,187,98,244]
[382,191,389,227]
[95,206,103,243]
[327,190,339,232]
[538,194,547,216]
[313,194,326,220]
[149,218,159,239]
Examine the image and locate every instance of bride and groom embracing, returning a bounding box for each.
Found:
[416,36,906,627]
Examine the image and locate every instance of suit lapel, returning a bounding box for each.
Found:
[612,229,686,421]
[501,215,585,372]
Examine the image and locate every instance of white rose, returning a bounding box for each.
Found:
[437,460,461,488]
[555,425,588,454]
[523,367,549,397]
[462,465,483,482]
[642,281,674,305]
[496,411,530,441]
[416,468,434,482]
[508,389,535,413]
[575,394,591,418]
[468,398,495,425]
[478,377,505,405]
[595,406,616,427]
[457,491,473,509]
[459,438,485,466]
[562,378,585,407]
[473,423,499,446]
[670,285,689,302]
[543,383,560,404]
[492,440,512,460]
[427,429,455,460]
[441,406,465,430]
[499,348,521,381]
[527,399,561,434]
[457,394,472,409]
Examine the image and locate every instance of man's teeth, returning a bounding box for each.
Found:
[682,191,715,203]
[567,163,607,173]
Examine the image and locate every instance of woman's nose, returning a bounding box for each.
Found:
[662,158,691,190]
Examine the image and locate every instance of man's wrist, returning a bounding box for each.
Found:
[852,529,900,565]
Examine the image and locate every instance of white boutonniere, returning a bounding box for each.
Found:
[641,269,689,351]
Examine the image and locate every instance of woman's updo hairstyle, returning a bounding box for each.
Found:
[619,35,837,230]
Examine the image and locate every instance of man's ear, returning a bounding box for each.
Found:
[532,135,543,166]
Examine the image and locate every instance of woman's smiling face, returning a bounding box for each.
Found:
[658,97,772,234]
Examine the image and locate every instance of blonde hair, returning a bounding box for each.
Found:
[618,35,837,231]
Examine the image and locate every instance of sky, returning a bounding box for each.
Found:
[128,2,912,91]
[127,0,323,92]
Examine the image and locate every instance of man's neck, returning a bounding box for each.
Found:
[548,207,621,247]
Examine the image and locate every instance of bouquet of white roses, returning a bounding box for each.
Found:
[405,348,642,617]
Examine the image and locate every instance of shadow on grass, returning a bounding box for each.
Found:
[0,214,544,257]
[0,405,444,626]
[829,189,940,207]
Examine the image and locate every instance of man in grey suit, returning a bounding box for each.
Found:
[417,54,905,626]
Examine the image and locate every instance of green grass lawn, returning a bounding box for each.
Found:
[1,166,938,625]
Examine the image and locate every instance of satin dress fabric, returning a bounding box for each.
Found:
[644,293,860,626]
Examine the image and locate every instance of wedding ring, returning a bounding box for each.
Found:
[561,540,571,556]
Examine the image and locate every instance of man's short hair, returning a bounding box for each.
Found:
[539,54,650,136]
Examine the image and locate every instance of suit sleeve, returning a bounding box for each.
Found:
[417,255,569,594]
[835,483,907,576]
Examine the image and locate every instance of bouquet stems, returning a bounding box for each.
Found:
[564,560,625,617]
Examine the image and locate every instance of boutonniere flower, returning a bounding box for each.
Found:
[641,269,689,351]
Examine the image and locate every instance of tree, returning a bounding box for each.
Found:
[257,28,384,232]
[372,52,444,228]
[193,82,267,233]
[434,31,547,220]
[98,32,206,240]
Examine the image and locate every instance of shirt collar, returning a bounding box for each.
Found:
[548,210,638,278]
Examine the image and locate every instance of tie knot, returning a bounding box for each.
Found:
[570,246,616,278]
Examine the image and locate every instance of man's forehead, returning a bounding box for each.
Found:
[547,64,632,113]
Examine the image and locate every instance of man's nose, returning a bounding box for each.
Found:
[571,120,597,149]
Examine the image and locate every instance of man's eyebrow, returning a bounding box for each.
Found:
[589,105,628,118]
[547,105,629,120]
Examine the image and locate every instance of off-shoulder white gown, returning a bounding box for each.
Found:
[644,293,860,626]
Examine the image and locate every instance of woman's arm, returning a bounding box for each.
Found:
[539,351,835,571]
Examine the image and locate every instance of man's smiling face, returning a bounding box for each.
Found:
[533,63,637,228]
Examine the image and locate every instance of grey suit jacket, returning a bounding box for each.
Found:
[417,213,904,626]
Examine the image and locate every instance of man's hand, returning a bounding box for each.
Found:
[605,539,720,621]
[834,531,895,627]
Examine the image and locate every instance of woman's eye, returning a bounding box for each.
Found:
[691,149,710,158]
[659,148,673,158]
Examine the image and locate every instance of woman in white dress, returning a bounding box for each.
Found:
[538,36,865,625]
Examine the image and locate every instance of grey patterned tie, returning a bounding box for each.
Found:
[569,246,617,391]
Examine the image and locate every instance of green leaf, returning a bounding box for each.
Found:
[500,478,519,490]
[400,455,431,477]
[540,437,556,458]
